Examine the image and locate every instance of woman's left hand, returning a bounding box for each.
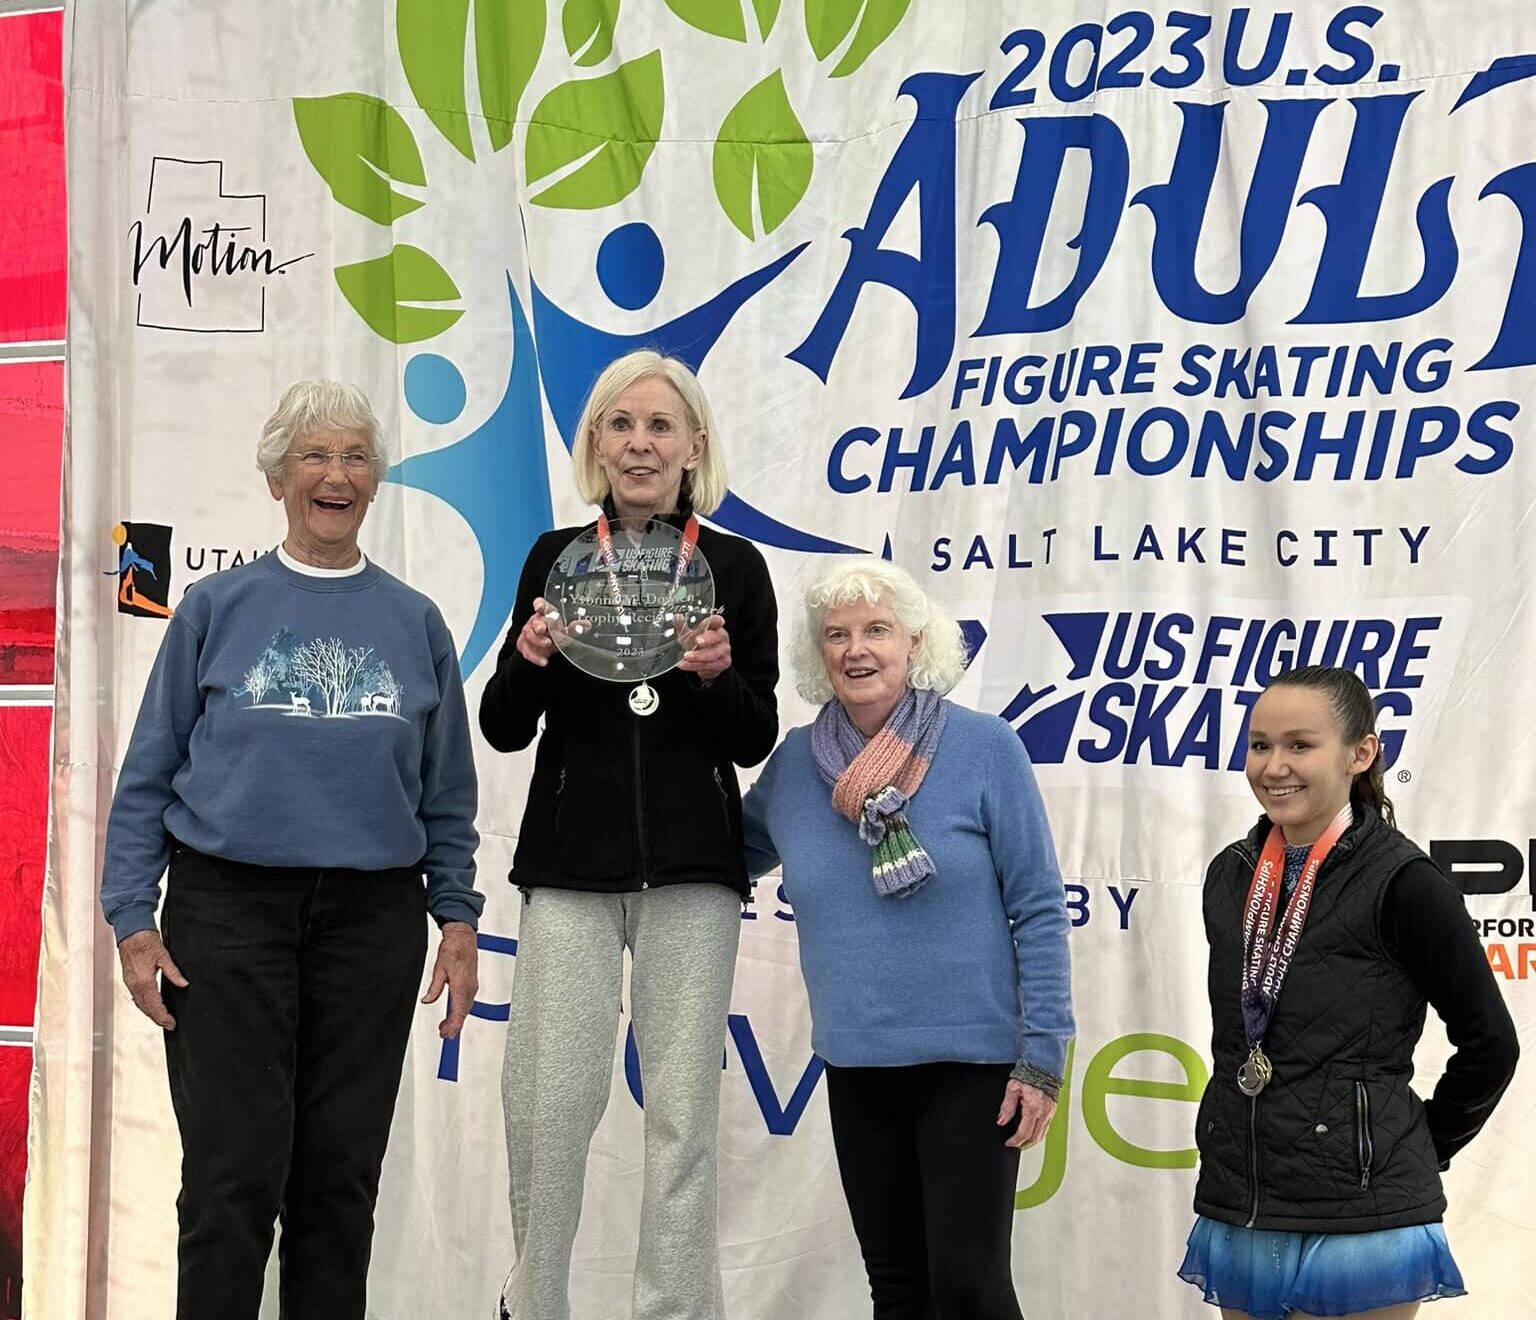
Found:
[679,613,731,683]
[997,1079,1057,1150]
[422,920,479,1039]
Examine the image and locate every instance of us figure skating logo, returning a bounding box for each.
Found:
[994,608,1440,772]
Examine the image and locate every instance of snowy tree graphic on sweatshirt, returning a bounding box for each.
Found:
[236,629,405,720]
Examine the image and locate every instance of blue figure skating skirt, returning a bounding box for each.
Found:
[1178,1215,1465,1317]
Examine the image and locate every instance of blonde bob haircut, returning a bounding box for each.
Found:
[793,558,969,705]
[256,379,389,481]
[571,350,728,514]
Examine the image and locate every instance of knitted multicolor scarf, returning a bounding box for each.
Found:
[812,688,947,898]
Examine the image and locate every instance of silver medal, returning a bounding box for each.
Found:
[1236,1045,1273,1097]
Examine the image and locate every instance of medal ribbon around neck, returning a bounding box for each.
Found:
[1239,802,1353,1050]
[593,512,701,717]
[594,511,700,612]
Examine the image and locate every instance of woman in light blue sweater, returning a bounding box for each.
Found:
[742,558,1074,1320]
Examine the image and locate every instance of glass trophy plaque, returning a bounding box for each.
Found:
[543,516,715,715]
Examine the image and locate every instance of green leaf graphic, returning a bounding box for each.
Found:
[805,0,910,76]
[805,0,857,58]
[665,0,745,42]
[293,94,427,226]
[398,0,475,161]
[663,0,781,42]
[334,245,465,344]
[563,0,620,66]
[754,0,783,37]
[832,0,910,75]
[526,51,664,209]
[478,0,548,152]
[712,70,812,239]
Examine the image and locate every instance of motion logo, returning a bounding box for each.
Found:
[128,156,313,333]
[986,603,1464,774]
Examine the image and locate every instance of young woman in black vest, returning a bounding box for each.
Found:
[1179,666,1518,1320]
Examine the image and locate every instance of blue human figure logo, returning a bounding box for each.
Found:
[392,281,553,680]
[116,545,158,580]
[393,222,860,679]
[530,223,863,556]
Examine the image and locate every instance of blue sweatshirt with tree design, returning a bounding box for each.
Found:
[101,552,482,942]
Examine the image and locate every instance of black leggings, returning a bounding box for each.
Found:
[824,1061,1025,1320]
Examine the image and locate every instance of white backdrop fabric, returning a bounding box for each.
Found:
[29,2,1536,1317]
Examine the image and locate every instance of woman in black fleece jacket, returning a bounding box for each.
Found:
[480,350,777,1320]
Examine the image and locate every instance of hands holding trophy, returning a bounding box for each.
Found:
[515,515,732,713]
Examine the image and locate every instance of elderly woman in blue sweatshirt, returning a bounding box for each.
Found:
[742,559,1074,1320]
[99,380,482,1320]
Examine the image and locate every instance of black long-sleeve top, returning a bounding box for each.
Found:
[1380,859,1520,1166]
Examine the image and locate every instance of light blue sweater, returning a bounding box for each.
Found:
[742,702,1074,1080]
[101,553,482,942]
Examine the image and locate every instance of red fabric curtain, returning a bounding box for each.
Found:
[0,361,62,686]
[0,705,46,1318]
[0,12,65,343]
[0,14,65,1314]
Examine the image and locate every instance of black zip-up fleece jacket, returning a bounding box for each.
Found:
[479,509,778,896]
[1194,809,1517,1233]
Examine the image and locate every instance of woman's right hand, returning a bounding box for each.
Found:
[117,929,189,1030]
[516,597,560,667]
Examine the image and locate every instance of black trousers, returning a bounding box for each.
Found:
[824,1062,1025,1320]
[160,847,427,1320]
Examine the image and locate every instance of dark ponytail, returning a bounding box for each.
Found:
[1265,665,1395,828]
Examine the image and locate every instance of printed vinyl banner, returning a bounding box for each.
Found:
[34,2,1536,1316]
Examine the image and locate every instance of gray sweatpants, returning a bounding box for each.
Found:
[499,884,742,1320]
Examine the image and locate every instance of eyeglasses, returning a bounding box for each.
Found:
[288,449,375,472]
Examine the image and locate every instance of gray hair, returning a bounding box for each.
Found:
[793,558,969,705]
[571,351,728,514]
[256,380,388,480]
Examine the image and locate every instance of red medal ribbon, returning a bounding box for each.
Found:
[593,511,626,608]
[673,513,700,587]
[595,511,700,607]
[1239,803,1352,1049]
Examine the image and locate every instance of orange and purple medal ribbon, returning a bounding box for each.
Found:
[1237,803,1352,1096]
